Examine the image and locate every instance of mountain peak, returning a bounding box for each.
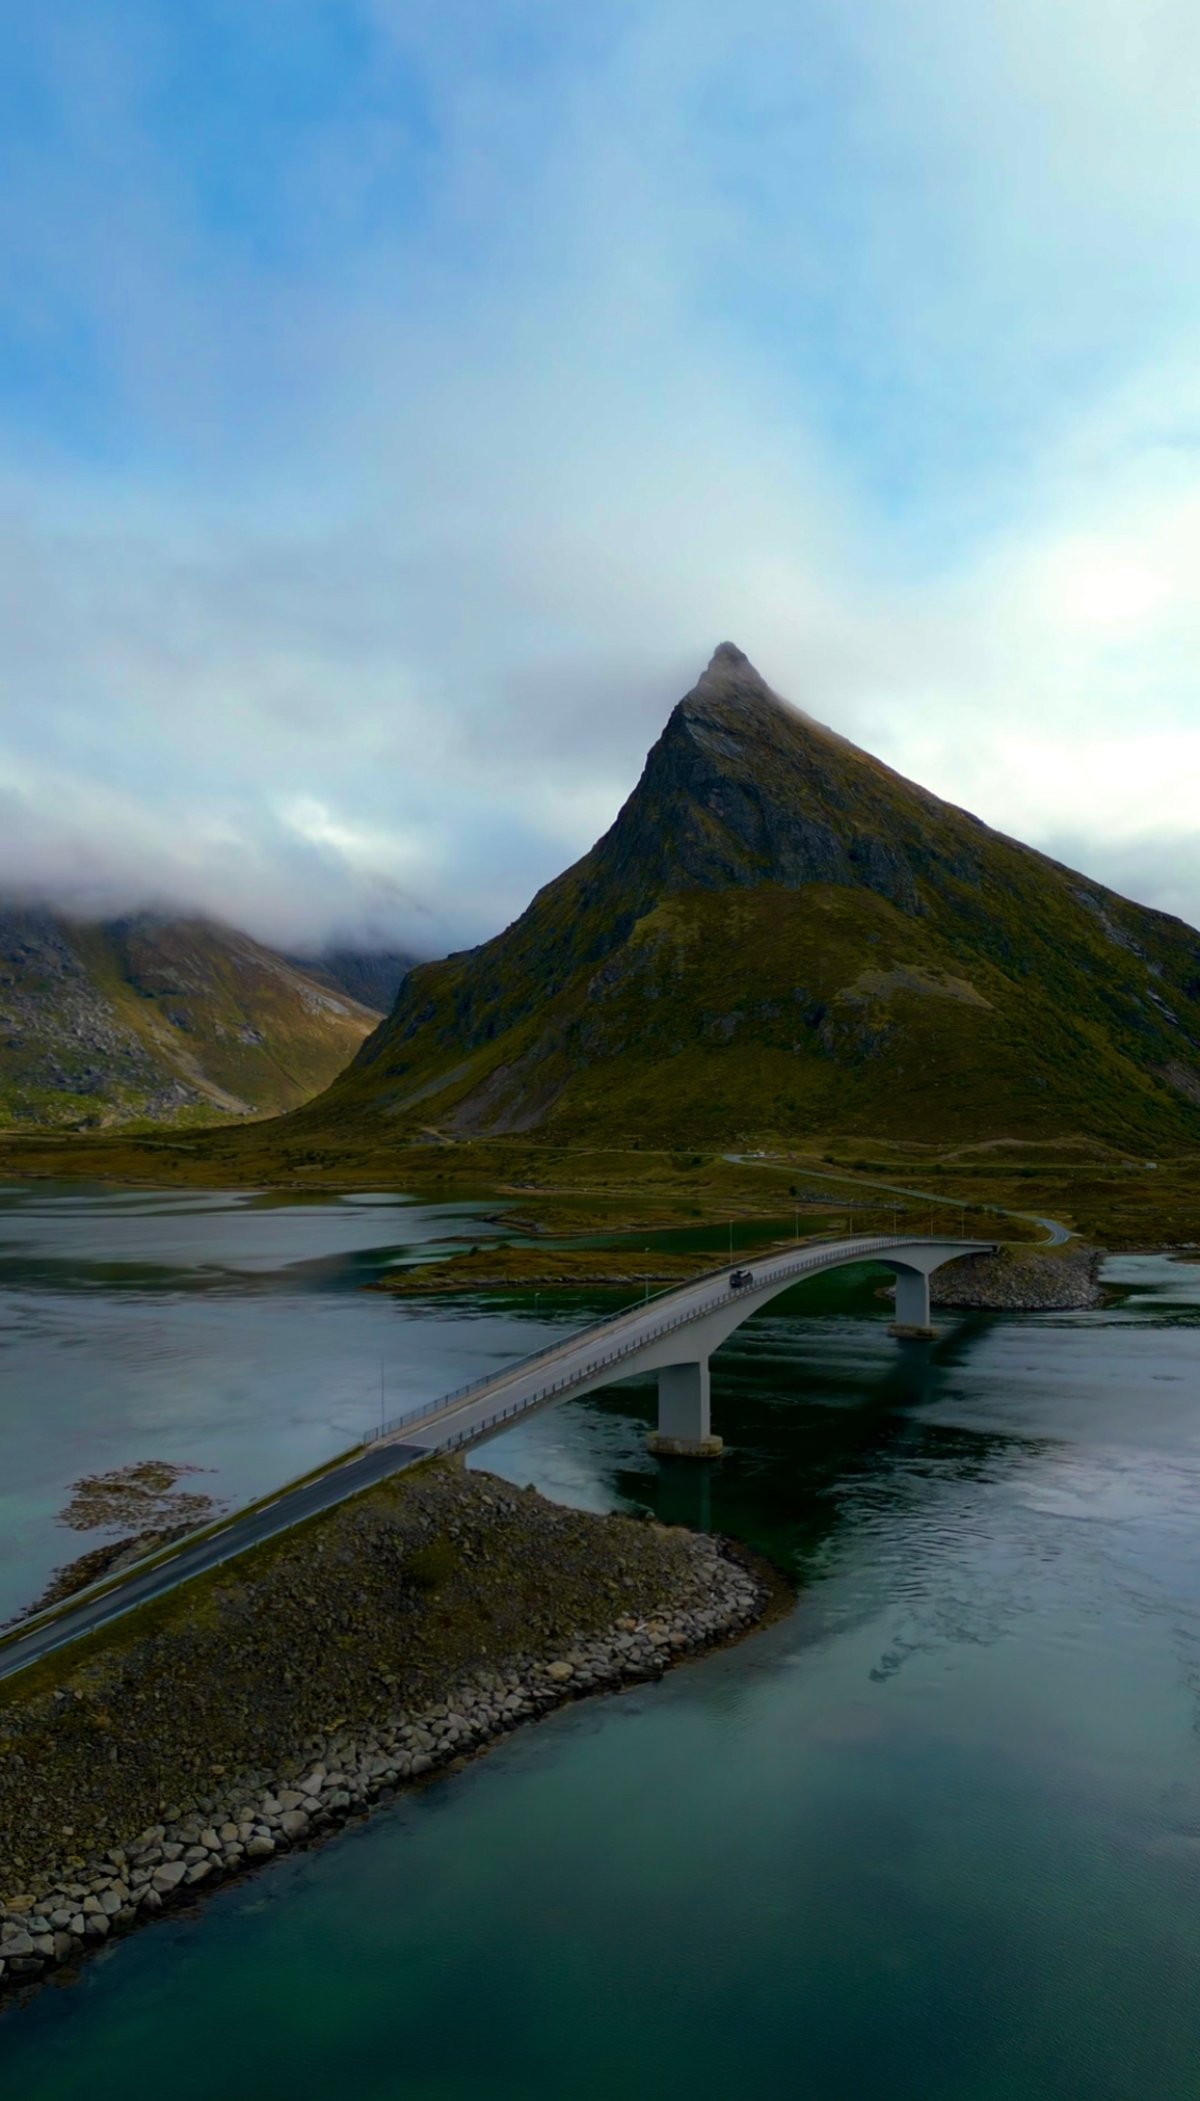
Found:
[687,640,779,714]
[707,639,752,672]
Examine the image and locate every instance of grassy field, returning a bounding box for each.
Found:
[0,1123,1191,1249]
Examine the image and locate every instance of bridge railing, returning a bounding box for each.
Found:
[365,1234,982,1451]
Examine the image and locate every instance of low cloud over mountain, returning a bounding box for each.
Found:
[3,4,1200,950]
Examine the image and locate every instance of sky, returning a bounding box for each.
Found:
[2,0,1199,956]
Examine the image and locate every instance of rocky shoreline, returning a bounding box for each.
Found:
[929,1245,1104,1311]
[0,1466,776,2009]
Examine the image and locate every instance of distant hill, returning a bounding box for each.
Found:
[295,643,1200,1151]
[0,910,382,1128]
[282,946,417,1014]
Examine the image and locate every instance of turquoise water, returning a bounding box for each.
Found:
[3,1191,1200,2097]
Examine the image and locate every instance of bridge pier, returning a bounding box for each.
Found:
[647,1359,723,1459]
[889,1267,936,1340]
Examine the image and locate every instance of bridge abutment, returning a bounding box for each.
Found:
[889,1267,936,1339]
[647,1359,723,1460]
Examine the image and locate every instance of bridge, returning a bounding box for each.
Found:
[0,1231,992,1682]
[369,1231,996,1461]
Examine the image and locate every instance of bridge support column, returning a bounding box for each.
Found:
[647,1359,723,1459]
[889,1269,936,1340]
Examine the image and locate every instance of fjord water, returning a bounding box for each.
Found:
[0,1182,521,1620]
[3,1189,1200,2098]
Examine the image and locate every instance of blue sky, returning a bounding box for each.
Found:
[2,0,1198,948]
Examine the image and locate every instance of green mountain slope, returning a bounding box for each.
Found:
[294,643,1200,1151]
[0,910,382,1128]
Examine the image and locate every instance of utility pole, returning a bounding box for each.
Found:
[380,1359,385,1434]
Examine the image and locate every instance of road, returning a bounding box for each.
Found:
[723,1152,1072,1246]
[0,1444,428,1686]
[0,1230,986,1684]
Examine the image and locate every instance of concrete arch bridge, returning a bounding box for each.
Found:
[377,1231,996,1462]
[0,1232,996,1682]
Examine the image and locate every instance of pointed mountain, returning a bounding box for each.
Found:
[302,649,1200,1149]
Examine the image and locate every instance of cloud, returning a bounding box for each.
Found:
[0,1,1197,953]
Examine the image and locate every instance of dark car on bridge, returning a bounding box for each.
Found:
[729,1268,754,1288]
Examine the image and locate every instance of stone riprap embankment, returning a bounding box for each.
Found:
[929,1245,1103,1311]
[0,1462,773,2005]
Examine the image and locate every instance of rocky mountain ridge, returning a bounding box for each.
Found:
[0,908,384,1127]
[299,643,1200,1151]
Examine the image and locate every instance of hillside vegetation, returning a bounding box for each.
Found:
[0,908,382,1127]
